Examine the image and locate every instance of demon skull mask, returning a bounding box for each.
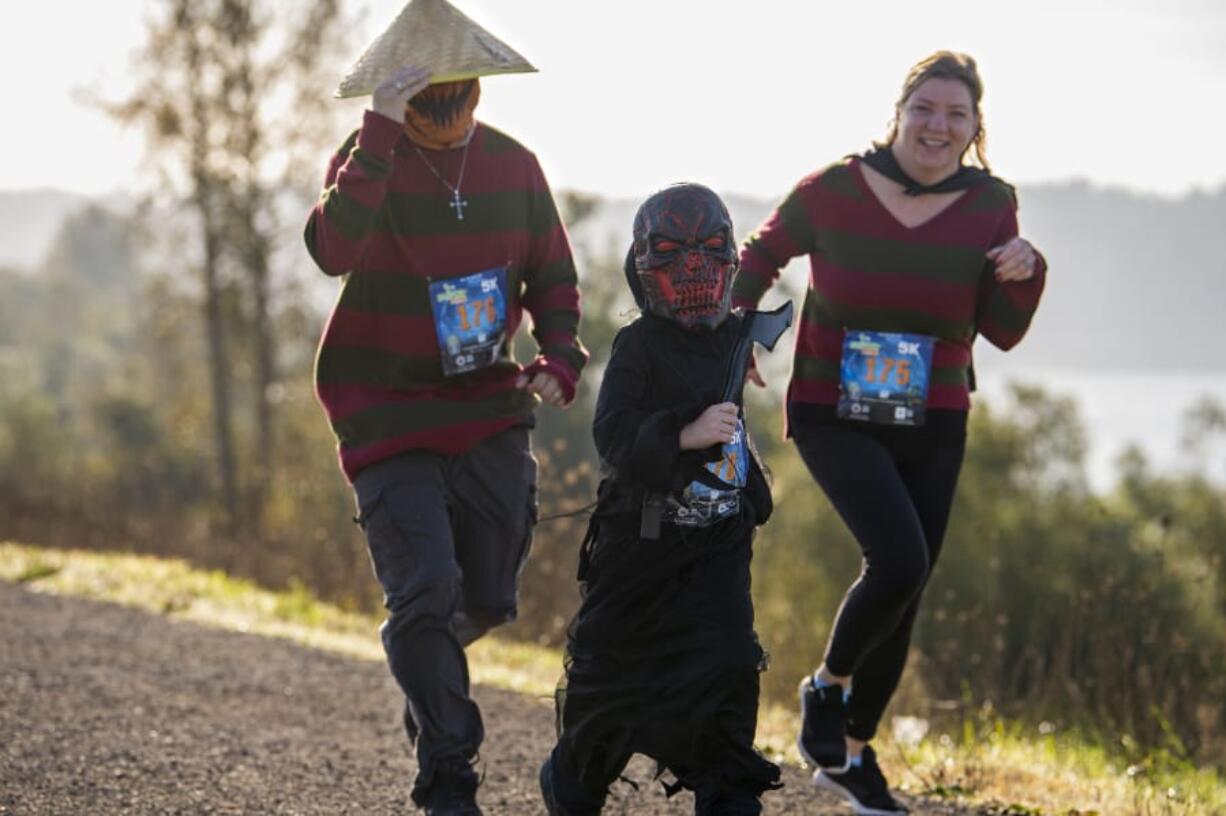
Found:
[631,183,737,331]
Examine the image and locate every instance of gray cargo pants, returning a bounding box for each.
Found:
[352,426,538,800]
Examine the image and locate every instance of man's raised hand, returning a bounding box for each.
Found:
[371,65,432,123]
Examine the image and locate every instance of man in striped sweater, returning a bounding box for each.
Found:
[305,54,586,815]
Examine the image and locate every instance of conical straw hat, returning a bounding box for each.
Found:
[335,0,536,98]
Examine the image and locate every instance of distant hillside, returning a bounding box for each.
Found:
[569,181,1226,373]
[0,189,91,269]
[1004,181,1226,372]
[4,181,1224,371]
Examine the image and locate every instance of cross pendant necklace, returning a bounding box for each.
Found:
[448,189,467,220]
[414,137,471,221]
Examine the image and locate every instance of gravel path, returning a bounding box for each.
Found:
[0,581,989,814]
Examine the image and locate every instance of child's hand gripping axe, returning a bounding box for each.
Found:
[641,300,794,539]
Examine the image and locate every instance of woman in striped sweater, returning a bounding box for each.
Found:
[733,51,1046,816]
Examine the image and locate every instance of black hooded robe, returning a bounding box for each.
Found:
[551,312,781,805]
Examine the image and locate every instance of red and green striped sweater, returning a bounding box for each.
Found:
[733,156,1045,420]
[305,111,587,480]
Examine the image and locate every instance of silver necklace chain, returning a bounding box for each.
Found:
[413,138,471,221]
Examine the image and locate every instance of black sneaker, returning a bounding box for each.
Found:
[421,755,482,816]
[797,674,849,771]
[813,745,907,815]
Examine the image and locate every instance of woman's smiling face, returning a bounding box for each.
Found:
[892,77,977,181]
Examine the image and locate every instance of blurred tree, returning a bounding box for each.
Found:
[744,381,1226,762]
[5,174,1226,765]
[1181,395,1226,478]
[557,191,602,232]
[106,0,350,537]
[106,0,241,534]
[509,196,631,644]
[42,205,138,295]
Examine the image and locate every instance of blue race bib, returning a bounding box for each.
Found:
[428,267,508,376]
[664,418,748,528]
[837,330,934,426]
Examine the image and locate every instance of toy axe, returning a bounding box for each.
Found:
[640,300,794,540]
[720,300,794,404]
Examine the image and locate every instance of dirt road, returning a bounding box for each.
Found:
[0,581,988,814]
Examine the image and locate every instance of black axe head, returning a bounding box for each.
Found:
[719,300,794,405]
[742,300,794,351]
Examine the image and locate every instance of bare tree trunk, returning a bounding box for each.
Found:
[108,0,351,541]
[229,3,275,534]
[199,196,242,537]
[244,219,275,531]
[184,2,241,537]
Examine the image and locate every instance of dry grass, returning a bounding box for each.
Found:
[4,540,1223,815]
[0,540,561,698]
[881,725,1223,815]
[754,704,1226,815]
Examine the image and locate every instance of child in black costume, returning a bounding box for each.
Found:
[539,184,782,815]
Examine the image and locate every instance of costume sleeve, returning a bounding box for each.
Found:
[733,175,819,309]
[303,111,402,277]
[593,328,706,494]
[975,201,1047,351]
[518,156,589,404]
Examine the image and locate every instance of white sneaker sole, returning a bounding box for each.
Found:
[797,678,851,773]
[813,769,907,816]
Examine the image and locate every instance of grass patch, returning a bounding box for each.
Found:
[0,540,561,698]
[15,559,60,583]
[845,711,1226,816]
[4,540,1223,814]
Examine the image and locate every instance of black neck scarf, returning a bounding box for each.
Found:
[860,145,991,196]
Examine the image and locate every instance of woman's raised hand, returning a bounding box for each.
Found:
[986,236,1038,282]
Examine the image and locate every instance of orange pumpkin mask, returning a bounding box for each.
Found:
[403,79,480,149]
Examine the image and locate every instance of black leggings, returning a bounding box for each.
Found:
[792,408,967,742]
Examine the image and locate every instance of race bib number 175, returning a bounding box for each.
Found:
[837,330,934,426]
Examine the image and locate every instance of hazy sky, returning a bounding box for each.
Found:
[6,0,1224,199]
